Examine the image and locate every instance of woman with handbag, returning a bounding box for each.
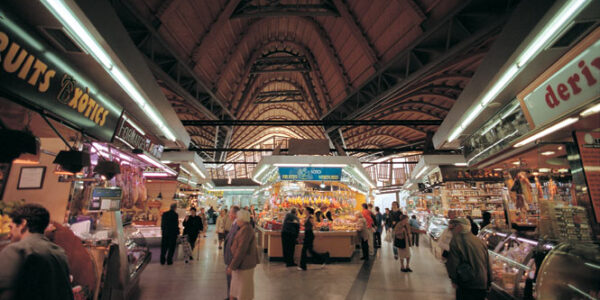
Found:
[394,215,413,272]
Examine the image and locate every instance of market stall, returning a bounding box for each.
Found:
[251,155,375,260]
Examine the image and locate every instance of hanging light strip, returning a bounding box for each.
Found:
[41,0,176,141]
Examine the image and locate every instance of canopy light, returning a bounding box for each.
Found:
[448,0,591,143]
[580,103,600,117]
[41,0,176,141]
[454,163,468,166]
[514,117,578,147]
[541,151,555,156]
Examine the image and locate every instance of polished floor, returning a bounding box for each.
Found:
[138,227,455,300]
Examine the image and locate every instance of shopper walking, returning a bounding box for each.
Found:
[160,203,179,265]
[0,204,73,300]
[183,207,203,253]
[227,210,259,300]
[199,207,208,237]
[480,211,492,231]
[374,207,383,248]
[467,215,480,236]
[409,215,421,247]
[389,201,402,259]
[394,215,412,272]
[383,208,392,231]
[281,208,300,267]
[298,207,329,270]
[445,218,492,300]
[223,206,241,300]
[361,203,375,256]
[356,211,370,261]
[216,209,227,249]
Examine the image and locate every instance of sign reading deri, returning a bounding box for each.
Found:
[0,9,123,142]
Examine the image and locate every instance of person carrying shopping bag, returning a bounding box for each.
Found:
[394,215,413,272]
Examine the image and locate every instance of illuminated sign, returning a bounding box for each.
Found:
[278,167,342,181]
[0,8,123,142]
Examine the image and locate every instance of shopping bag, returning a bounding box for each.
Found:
[384,229,393,243]
[178,235,193,262]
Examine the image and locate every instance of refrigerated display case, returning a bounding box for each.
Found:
[426,216,448,241]
[536,242,600,300]
[123,226,151,281]
[481,228,555,300]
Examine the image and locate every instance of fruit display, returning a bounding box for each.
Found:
[0,200,25,236]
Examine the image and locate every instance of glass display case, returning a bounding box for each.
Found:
[481,228,555,300]
[536,242,600,300]
[123,226,151,280]
[426,216,448,241]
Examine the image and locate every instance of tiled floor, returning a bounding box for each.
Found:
[137,228,455,300]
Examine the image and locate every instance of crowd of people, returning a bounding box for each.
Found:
[0,201,492,300]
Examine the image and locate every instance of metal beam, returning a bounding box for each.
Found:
[231,1,340,18]
[199,160,419,164]
[187,147,424,153]
[182,120,443,126]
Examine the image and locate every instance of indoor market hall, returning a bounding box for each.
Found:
[0,0,599,300]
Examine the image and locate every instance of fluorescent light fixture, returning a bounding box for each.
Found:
[468,130,519,163]
[580,103,600,117]
[541,151,555,156]
[454,163,468,166]
[512,161,520,165]
[311,164,347,168]
[253,165,270,181]
[190,163,206,179]
[138,153,177,175]
[414,167,428,179]
[41,0,177,141]
[118,153,132,162]
[447,0,590,143]
[41,0,112,68]
[539,168,551,172]
[123,115,146,135]
[514,117,578,147]
[274,163,309,167]
[516,0,591,68]
[179,166,191,175]
[143,172,170,177]
[114,136,135,149]
[494,168,503,171]
[558,168,569,173]
[353,167,376,188]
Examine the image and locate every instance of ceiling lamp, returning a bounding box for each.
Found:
[93,160,121,180]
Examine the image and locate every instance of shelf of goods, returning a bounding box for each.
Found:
[479,228,555,300]
[442,182,507,222]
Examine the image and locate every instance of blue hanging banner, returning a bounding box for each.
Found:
[278,167,342,181]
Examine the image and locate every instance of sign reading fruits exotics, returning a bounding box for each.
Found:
[521,38,599,129]
[0,8,122,142]
[278,167,342,181]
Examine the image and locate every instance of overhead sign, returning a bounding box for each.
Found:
[439,166,504,182]
[575,132,600,222]
[0,8,123,142]
[521,38,600,128]
[278,167,342,181]
[115,119,164,158]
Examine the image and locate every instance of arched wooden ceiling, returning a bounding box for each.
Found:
[120,0,517,158]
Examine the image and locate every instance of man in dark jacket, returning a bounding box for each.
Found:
[281,208,300,267]
[0,204,73,300]
[183,207,203,253]
[223,206,241,300]
[445,218,492,300]
[160,203,180,265]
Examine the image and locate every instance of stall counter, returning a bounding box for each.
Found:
[257,226,357,261]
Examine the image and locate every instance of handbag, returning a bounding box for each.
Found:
[394,237,406,249]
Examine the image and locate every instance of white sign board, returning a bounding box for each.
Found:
[523,39,600,128]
